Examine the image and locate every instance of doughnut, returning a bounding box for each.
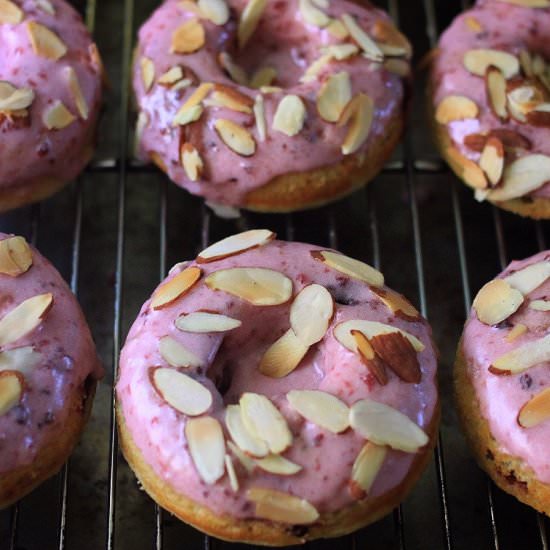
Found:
[116,230,439,544]
[133,0,412,213]
[455,250,550,514]
[0,0,104,212]
[430,0,550,219]
[0,233,102,508]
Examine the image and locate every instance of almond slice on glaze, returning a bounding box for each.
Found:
[322,43,359,61]
[504,261,550,295]
[158,66,184,85]
[287,390,349,433]
[0,83,34,112]
[0,236,32,277]
[258,329,309,378]
[158,336,202,368]
[435,95,479,124]
[0,347,41,375]
[465,16,483,33]
[499,0,550,6]
[37,0,55,14]
[506,323,527,343]
[518,388,550,428]
[340,93,374,155]
[205,268,292,306]
[384,58,410,77]
[528,104,550,128]
[341,13,383,62]
[214,119,256,156]
[371,288,419,320]
[370,19,412,59]
[26,21,67,60]
[519,49,533,77]
[272,95,306,137]
[173,103,203,127]
[197,229,275,263]
[486,67,508,121]
[218,52,249,85]
[227,439,256,471]
[472,279,524,325]
[369,332,421,384]
[151,266,201,309]
[0,0,23,24]
[238,0,267,49]
[300,54,332,84]
[254,454,302,475]
[247,488,319,524]
[43,101,75,130]
[176,311,241,333]
[185,416,225,484]
[464,49,519,79]
[140,56,155,93]
[240,392,292,454]
[152,367,211,415]
[180,143,203,181]
[254,94,267,141]
[66,67,89,120]
[197,0,229,25]
[171,18,205,53]
[479,137,504,186]
[0,371,23,416]
[349,399,429,453]
[489,334,550,375]
[0,293,53,347]
[290,284,333,346]
[180,82,214,112]
[351,442,387,496]
[326,18,349,39]
[311,250,384,286]
[299,0,330,27]
[317,72,352,123]
[250,67,277,89]
[352,330,388,385]
[225,404,269,457]
[208,87,254,114]
[529,300,550,311]
[225,454,239,491]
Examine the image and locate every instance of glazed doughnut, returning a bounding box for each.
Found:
[116,230,439,545]
[455,251,550,514]
[133,0,412,213]
[0,233,102,508]
[430,0,550,218]
[0,0,104,212]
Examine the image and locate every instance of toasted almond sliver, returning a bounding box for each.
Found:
[247,487,319,524]
[506,323,527,342]
[214,119,256,156]
[326,18,349,39]
[238,0,267,49]
[66,67,89,120]
[152,367,211,415]
[272,94,306,137]
[206,267,292,305]
[171,18,205,53]
[36,0,55,15]
[151,266,201,309]
[158,66,184,85]
[290,284,333,346]
[519,49,533,77]
[197,0,229,25]
[435,95,479,124]
[322,43,359,61]
[370,19,411,59]
[465,16,483,33]
[340,93,374,155]
[371,287,419,319]
[351,442,387,494]
[350,399,428,452]
[341,13,383,62]
[258,328,309,378]
[225,404,269,457]
[352,330,388,385]
[180,142,203,181]
[317,72,352,123]
[43,100,75,130]
[479,137,504,186]
[529,300,550,311]
[0,371,23,416]
[227,440,256,472]
[225,454,239,491]
[185,416,225,484]
[486,67,507,121]
[299,0,330,27]
[250,67,277,89]
[176,311,241,333]
[219,52,249,85]
[300,54,332,83]
[0,293,53,347]
[208,88,253,114]
[26,21,67,60]
[0,236,32,277]
[463,49,519,79]
[504,261,550,295]
[254,454,302,475]
[140,56,155,93]
[240,392,292,454]
[518,387,550,428]
[254,94,267,142]
[369,331,421,384]
[0,346,41,375]
[173,103,203,126]
[473,279,523,325]
[311,249,383,286]
[198,229,275,263]
[0,83,34,112]
[181,82,214,111]
[287,389,349,433]
[489,334,550,375]
[0,0,23,24]
[158,336,202,368]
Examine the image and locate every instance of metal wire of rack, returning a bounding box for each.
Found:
[1,0,550,549]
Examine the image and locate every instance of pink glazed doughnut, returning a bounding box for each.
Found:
[0,233,102,508]
[116,230,439,545]
[133,0,412,212]
[430,0,550,218]
[0,0,104,212]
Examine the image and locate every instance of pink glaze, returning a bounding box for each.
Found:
[0,0,103,190]
[462,251,550,482]
[0,233,102,476]
[432,0,550,199]
[117,238,438,519]
[134,0,409,207]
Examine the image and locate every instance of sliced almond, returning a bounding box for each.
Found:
[158,336,202,368]
[370,19,411,59]
[205,268,292,306]
[227,439,256,471]
[371,288,419,320]
[140,56,155,93]
[171,18,205,53]
[272,94,306,137]
[464,49,519,79]
[435,95,478,124]
[185,416,225,484]
[506,323,527,342]
[465,16,483,33]
[341,13,383,62]
[340,93,374,155]
[66,67,89,119]
[240,392,292,454]
[532,53,546,75]
[0,82,34,112]
[0,371,23,416]
[529,299,550,311]
[179,0,204,16]
[0,0,23,24]
[198,229,275,263]
[287,389,349,433]
[250,67,277,89]
[181,82,214,111]
[486,67,508,121]
[351,442,386,496]
[152,367,211,415]
[158,66,184,86]
[254,94,266,141]
[218,52,249,85]
[0,346,41,375]
[197,0,229,24]
[300,54,332,83]
[317,72,352,123]
[504,261,550,295]
[322,43,359,61]
[518,388,550,428]
[214,118,256,156]
[151,266,201,309]
[369,332,421,383]
[0,236,32,277]
[473,279,523,325]
[225,404,269,457]
[43,101,75,130]
[384,58,411,77]
[311,249,383,286]
[290,284,333,346]
[499,0,549,6]
[0,293,53,347]
[238,0,267,49]
[326,18,349,39]
[464,130,531,153]
[173,104,203,126]
[446,146,488,190]
[299,0,330,27]
[479,136,504,186]
[254,454,302,475]
[26,21,67,60]
[36,0,55,15]
[258,328,309,378]
[519,49,533,77]
[180,142,203,181]
[352,330,388,385]
[527,104,550,127]
[247,487,319,524]
[225,454,239,491]
[176,311,241,333]
[208,85,253,114]
[349,399,429,452]
[489,334,550,375]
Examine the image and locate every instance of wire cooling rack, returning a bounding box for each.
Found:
[1,0,550,548]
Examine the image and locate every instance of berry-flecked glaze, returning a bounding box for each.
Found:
[117,238,438,520]
[432,0,550,198]
[134,0,410,207]
[0,233,102,477]
[462,251,550,483]
[0,0,103,192]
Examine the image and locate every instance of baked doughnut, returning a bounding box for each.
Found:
[430,0,550,218]
[0,233,102,508]
[133,0,412,213]
[0,0,104,212]
[455,250,550,514]
[116,230,439,544]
